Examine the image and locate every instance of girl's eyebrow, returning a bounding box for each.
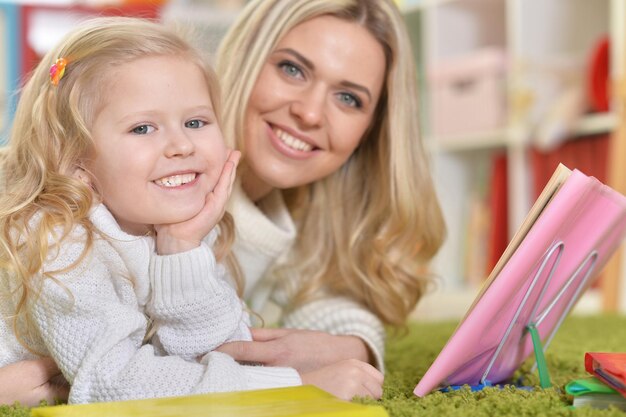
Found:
[116,105,215,123]
[273,47,372,101]
[116,111,157,125]
[187,105,215,115]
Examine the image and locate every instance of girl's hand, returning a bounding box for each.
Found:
[0,358,69,406]
[300,359,383,400]
[155,150,241,255]
[216,328,373,373]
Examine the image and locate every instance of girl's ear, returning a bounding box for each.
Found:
[73,166,91,186]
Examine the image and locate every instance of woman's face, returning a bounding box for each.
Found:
[243,15,386,201]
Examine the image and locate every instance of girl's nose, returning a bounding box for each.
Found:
[164,131,195,158]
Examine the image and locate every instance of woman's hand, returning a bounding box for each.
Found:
[300,359,383,400]
[155,150,241,255]
[0,358,69,406]
[216,328,373,373]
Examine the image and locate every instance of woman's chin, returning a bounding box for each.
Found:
[253,167,312,190]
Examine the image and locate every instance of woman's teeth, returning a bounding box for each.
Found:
[154,173,196,187]
[274,128,313,152]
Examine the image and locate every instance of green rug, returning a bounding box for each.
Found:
[365,314,626,416]
[1,315,625,416]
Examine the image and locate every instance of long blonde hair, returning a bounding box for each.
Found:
[217,0,446,326]
[0,17,241,348]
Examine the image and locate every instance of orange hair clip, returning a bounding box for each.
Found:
[50,58,68,86]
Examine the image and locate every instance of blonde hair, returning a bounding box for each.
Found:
[217,0,446,327]
[0,17,241,348]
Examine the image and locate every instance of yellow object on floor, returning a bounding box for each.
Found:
[30,385,388,417]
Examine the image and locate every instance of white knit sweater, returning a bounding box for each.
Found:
[0,204,300,404]
[228,184,386,371]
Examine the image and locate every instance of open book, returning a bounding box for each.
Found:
[414,164,626,396]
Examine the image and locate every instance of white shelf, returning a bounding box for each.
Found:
[410,0,621,305]
[427,113,615,153]
[430,128,509,152]
[573,112,617,137]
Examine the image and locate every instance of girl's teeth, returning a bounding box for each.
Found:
[274,128,313,152]
[155,173,196,187]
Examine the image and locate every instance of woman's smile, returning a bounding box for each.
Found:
[266,123,318,160]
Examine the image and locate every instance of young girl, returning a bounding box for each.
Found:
[0,16,382,404]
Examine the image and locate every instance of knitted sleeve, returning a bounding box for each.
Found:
[147,242,251,360]
[280,296,386,373]
[30,239,300,404]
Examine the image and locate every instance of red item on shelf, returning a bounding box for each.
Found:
[487,153,508,271]
[587,36,610,112]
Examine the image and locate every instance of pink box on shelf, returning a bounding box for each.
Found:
[429,48,507,138]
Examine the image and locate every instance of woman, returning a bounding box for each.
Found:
[1,0,445,405]
[214,0,445,374]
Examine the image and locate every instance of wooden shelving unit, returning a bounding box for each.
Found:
[402,0,624,313]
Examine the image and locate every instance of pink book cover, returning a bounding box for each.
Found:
[414,165,626,397]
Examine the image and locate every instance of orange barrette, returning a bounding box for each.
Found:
[50,58,68,86]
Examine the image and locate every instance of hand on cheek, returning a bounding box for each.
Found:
[154,150,241,255]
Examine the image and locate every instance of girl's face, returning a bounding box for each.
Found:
[86,56,227,235]
[243,15,386,201]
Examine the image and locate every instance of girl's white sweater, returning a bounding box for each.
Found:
[0,204,300,404]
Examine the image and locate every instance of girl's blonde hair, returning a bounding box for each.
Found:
[0,16,241,348]
[216,0,446,327]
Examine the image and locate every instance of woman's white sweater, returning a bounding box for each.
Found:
[228,184,386,371]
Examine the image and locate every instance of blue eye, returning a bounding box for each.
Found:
[279,61,303,79]
[185,119,207,129]
[337,92,362,108]
[131,125,154,135]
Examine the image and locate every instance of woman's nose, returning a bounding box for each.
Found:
[290,85,326,127]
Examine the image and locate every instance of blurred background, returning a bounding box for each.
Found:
[0,0,624,321]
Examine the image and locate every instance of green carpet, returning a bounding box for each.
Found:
[1,315,625,416]
[365,314,626,416]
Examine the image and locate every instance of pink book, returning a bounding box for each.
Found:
[414,164,626,397]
